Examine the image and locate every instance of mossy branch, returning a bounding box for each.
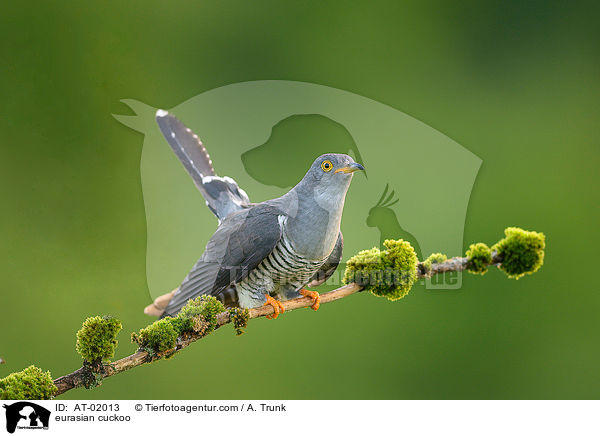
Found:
[0,226,545,399]
[52,286,361,396]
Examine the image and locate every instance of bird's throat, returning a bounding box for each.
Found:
[283,186,347,260]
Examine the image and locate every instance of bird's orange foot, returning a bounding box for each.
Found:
[264,294,285,319]
[300,289,321,311]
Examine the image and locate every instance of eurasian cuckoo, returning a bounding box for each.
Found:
[145,110,364,319]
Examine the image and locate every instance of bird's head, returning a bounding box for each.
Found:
[307,153,364,179]
[298,153,364,203]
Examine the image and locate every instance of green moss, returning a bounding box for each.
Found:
[492,227,546,279]
[164,316,194,335]
[0,366,57,400]
[422,252,448,273]
[131,318,178,354]
[466,242,492,275]
[229,307,250,336]
[75,316,122,363]
[343,247,381,284]
[379,239,418,299]
[179,295,225,333]
[343,247,382,288]
[131,296,225,357]
[343,239,418,301]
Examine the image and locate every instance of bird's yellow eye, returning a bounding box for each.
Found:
[321,160,333,172]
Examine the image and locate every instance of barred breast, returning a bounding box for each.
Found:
[235,231,327,307]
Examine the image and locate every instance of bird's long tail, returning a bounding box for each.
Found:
[155,110,251,220]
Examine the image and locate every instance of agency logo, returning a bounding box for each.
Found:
[2,402,50,433]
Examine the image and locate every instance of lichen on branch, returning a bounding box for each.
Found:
[229,307,250,335]
[422,252,448,274]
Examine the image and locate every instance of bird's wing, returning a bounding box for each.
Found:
[161,204,284,317]
[155,110,251,220]
[307,232,343,287]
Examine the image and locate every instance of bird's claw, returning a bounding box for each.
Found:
[300,289,321,311]
[264,294,285,319]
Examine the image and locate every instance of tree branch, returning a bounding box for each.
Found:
[51,254,497,397]
[419,252,502,277]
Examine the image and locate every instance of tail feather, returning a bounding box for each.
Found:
[155,110,251,220]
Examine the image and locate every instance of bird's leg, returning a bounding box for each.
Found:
[263,294,285,319]
[300,289,321,311]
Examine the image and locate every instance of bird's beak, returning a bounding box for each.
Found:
[335,162,365,174]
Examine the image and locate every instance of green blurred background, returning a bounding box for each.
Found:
[1,0,598,399]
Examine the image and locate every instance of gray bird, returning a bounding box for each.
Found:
[145,110,364,319]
